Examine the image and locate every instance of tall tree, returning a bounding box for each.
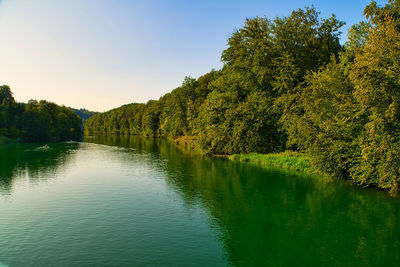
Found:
[0,85,15,106]
[349,14,400,193]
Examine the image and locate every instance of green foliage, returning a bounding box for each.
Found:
[85,70,219,139]
[340,21,372,76]
[0,85,15,106]
[86,6,343,155]
[285,56,363,178]
[364,0,400,27]
[349,15,400,194]
[229,151,312,173]
[0,86,82,141]
[84,1,400,194]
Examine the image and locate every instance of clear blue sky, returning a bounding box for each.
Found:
[0,0,387,111]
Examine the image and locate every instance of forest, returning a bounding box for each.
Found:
[0,85,82,142]
[84,1,400,194]
[71,108,98,123]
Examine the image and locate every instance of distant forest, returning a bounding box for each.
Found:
[70,108,98,122]
[85,1,400,194]
[0,85,82,141]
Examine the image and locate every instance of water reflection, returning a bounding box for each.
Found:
[86,135,400,266]
[0,142,79,193]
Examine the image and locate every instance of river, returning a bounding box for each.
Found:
[0,136,399,266]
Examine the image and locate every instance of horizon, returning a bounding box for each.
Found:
[0,0,386,112]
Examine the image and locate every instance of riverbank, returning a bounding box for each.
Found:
[173,136,314,174]
[88,134,400,195]
[227,151,314,174]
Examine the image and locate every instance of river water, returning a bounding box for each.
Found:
[0,136,399,266]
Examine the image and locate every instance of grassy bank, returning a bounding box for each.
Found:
[172,136,314,174]
[228,151,314,174]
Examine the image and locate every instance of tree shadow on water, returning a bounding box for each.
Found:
[0,142,79,194]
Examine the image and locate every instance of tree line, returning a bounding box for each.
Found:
[0,85,82,141]
[85,1,400,194]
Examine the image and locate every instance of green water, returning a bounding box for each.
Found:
[0,136,400,266]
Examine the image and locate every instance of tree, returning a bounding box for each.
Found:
[0,85,15,106]
[349,15,400,194]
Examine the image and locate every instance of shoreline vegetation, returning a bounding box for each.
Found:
[227,152,313,174]
[0,85,82,142]
[85,1,400,196]
[173,135,313,173]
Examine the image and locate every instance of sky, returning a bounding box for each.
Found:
[0,0,387,111]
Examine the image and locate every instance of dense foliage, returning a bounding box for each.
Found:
[0,86,82,141]
[85,1,400,194]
